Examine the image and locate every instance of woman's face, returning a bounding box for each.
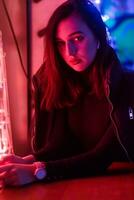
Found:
[56,13,99,72]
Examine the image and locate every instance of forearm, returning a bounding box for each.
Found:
[23,154,36,164]
[35,143,115,179]
[45,146,113,178]
[34,125,117,179]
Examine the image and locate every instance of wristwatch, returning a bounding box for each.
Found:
[34,161,47,180]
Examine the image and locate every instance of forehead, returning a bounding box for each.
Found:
[56,13,93,39]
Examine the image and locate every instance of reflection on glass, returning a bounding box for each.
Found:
[0,30,13,158]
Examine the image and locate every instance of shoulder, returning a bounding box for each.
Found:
[109,64,134,106]
[106,47,134,106]
[105,46,123,98]
[123,70,134,105]
[32,63,46,90]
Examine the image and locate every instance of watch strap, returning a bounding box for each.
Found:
[34,161,47,180]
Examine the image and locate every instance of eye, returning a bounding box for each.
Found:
[73,35,84,42]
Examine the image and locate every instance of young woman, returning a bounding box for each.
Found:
[0,0,134,186]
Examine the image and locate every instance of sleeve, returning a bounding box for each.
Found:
[108,54,134,162]
[113,70,134,161]
[34,122,117,179]
[31,64,117,179]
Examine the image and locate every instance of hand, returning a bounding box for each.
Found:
[0,154,35,165]
[0,163,36,186]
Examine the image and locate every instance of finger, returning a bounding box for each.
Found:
[0,171,7,179]
[0,154,25,165]
[0,169,15,182]
[0,171,8,188]
[0,163,13,173]
[4,168,20,187]
[1,168,16,187]
[0,154,17,163]
[4,174,18,186]
[2,168,16,179]
[0,154,13,164]
[0,179,4,189]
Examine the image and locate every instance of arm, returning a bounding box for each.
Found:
[34,123,117,179]
[32,70,117,179]
[0,124,115,186]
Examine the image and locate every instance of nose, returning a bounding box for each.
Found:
[66,41,77,57]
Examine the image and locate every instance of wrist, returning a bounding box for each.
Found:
[33,161,47,180]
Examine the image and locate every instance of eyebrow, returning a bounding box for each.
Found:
[68,31,83,37]
[56,31,83,40]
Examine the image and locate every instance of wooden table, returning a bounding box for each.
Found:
[0,162,134,200]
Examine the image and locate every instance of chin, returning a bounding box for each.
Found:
[72,65,88,72]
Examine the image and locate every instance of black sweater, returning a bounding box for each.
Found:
[31,69,131,179]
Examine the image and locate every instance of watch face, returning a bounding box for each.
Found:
[35,168,46,180]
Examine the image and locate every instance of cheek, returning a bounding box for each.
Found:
[83,41,97,61]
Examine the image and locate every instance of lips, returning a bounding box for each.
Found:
[69,59,81,65]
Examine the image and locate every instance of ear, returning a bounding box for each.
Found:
[97,41,100,49]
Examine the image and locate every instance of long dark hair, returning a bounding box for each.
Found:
[36,0,115,111]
